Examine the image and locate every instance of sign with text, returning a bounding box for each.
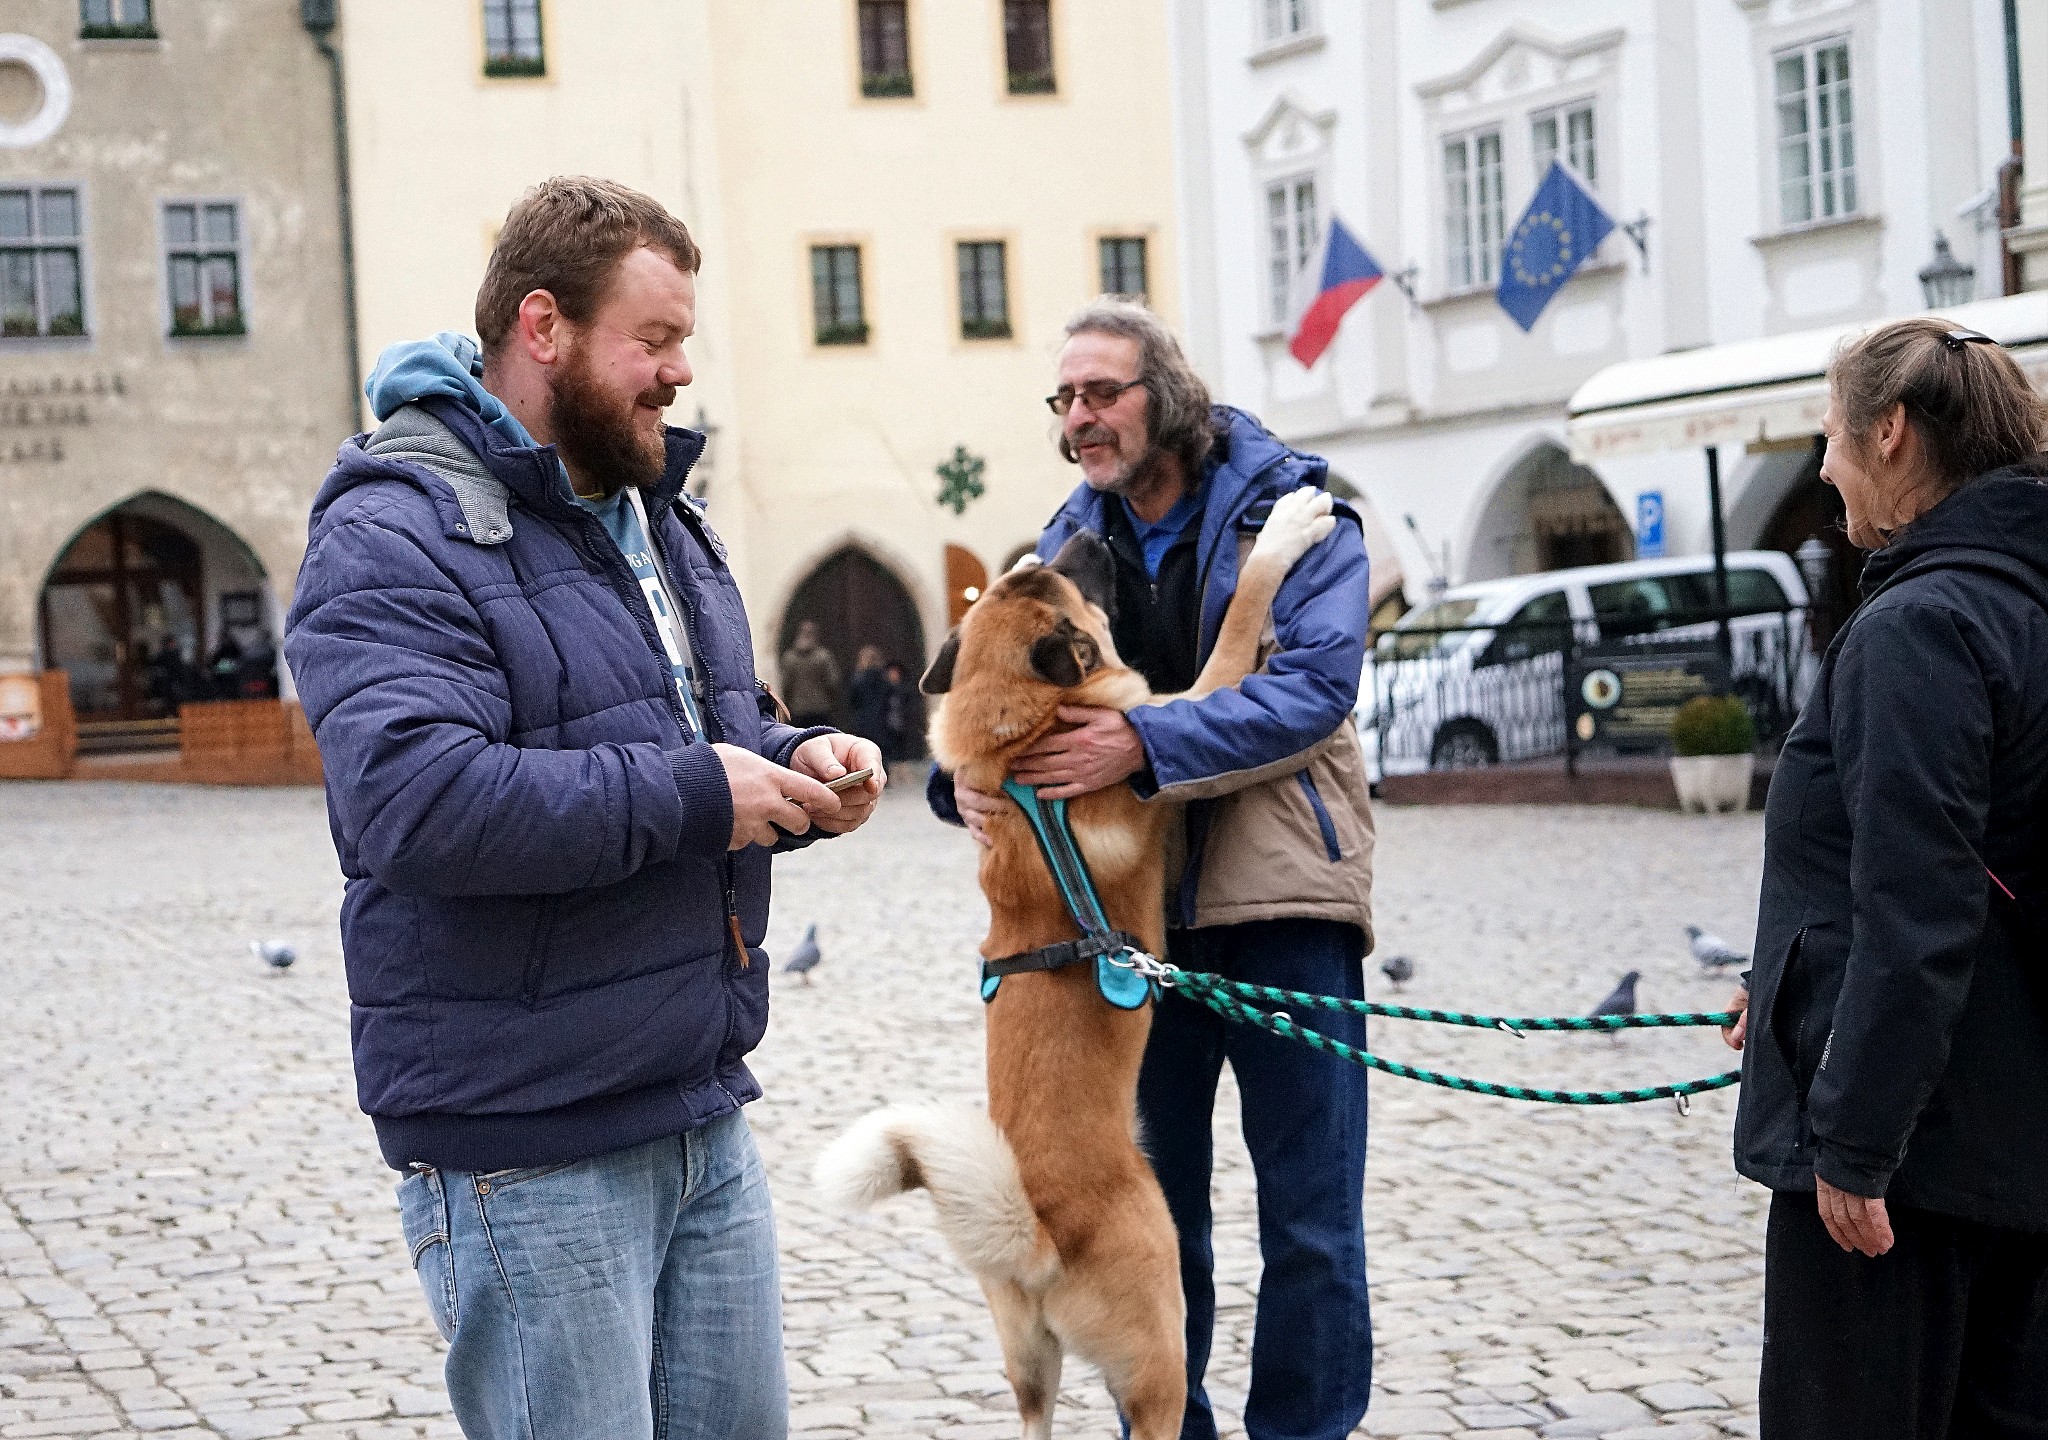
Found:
[1569,641,1727,752]
[0,371,125,468]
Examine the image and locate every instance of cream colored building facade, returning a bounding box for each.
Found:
[0,0,352,738]
[2012,0,2048,290]
[342,0,1181,692]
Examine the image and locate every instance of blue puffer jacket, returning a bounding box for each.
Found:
[934,407,1375,938]
[286,393,826,1174]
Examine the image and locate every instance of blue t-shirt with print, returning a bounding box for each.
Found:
[579,489,707,741]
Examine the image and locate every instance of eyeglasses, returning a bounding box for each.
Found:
[1045,377,1148,416]
[1941,328,1997,352]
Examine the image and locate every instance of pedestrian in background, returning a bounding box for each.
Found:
[883,658,918,767]
[848,644,892,752]
[780,617,842,728]
[931,298,1376,1440]
[1722,316,2048,1439]
[287,176,882,1440]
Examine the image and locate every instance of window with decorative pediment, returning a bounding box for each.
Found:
[1418,26,1623,298]
[1243,96,1335,329]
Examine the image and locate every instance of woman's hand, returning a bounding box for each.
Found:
[1721,987,1749,1050]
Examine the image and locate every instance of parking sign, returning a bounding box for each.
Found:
[1636,491,1665,558]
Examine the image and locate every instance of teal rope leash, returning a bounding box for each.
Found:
[1188,976,1739,1035]
[1110,961,1741,1106]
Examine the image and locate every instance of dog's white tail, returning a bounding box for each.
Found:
[815,1103,1058,1289]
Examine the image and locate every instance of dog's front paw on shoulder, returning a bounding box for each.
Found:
[1251,488,1336,568]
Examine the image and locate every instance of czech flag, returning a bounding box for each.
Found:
[1289,217,1383,369]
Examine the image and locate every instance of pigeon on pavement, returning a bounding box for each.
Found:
[1379,954,1414,992]
[252,940,296,973]
[1686,925,1748,969]
[1590,970,1641,1022]
[781,924,823,984]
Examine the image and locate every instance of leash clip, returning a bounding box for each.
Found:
[1108,948,1179,988]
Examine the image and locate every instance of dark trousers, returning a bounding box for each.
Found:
[1762,1189,2048,1439]
[1136,917,1372,1440]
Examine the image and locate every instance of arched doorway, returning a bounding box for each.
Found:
[38,494,275,744]
[1758,442,1862,648]
[1466,442,1633,582]
[778,546,926,755]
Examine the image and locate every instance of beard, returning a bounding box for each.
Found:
[1072,422,1172,502]
[548,341,675,499]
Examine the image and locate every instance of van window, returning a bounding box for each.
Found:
[1589,577,1677,638]
[1478,590,1572,666]
[1381,597,1482,660]
[1593,567,1791,638]
[1662,567,1791,617]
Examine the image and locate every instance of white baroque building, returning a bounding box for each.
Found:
[1168,0,2030,618]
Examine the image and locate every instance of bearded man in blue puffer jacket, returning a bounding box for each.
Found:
[285,177,882,1440]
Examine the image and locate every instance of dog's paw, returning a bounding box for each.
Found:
[1251,488,1336,569]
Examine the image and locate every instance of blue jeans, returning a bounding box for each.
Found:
[1138,918,1373,1440]
[395,1110,787,1439]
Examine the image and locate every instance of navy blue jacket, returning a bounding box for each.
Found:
[1735,462,2048,1229]
[286,398,826,1173]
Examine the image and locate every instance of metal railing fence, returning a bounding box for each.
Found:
[1366,606,1815,774]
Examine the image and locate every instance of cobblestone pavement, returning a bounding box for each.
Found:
[2,782,1771,1439]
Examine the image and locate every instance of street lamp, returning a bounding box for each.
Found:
[1918,232,1976,308]
[1795,536,1831,603]
[1796,535,1834,649]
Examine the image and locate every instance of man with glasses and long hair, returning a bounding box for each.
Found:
[930,298,1379,1440]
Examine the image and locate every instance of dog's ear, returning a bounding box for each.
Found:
[1028,619,1100,688]
[920,628,961,695]
[1046,531,1117,618]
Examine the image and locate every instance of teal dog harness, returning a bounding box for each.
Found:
[980,779,1156,1010]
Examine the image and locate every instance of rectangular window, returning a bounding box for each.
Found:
[1004,0,1055,95]
[1264,176,1318,325]
[79,0,153,39]
[1443,129,1504,289]
[1774,37,1856,226]
[810,245,868,345]
[1259,0,1311,45]
[957,241,1011,339]
[1,186,86,339]
[1531,102,1598,189]
[483,0,545,77]
[1098,236,1148,299]
[858,0,913,97]
[162,201,245,337]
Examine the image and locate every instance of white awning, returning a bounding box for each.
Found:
[1566,292,2048,463]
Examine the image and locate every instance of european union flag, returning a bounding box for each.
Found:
[1496,160,1615,332]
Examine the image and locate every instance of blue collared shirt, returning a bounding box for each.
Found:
[1121,487,1203,580]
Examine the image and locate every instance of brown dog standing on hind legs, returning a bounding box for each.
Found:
[815,486,1337,1439]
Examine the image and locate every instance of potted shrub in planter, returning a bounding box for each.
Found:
[1669,695,1756,814]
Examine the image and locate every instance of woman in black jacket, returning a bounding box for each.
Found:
[1722,317,2048,1438]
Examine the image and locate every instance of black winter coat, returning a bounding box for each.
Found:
[1734,459,2048,1231]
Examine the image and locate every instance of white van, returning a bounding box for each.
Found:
[1360,550,1815,775]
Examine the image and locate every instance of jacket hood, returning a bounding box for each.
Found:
[1861,454,2048,602]
[364,332,541,450]
[311,393,708,540]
